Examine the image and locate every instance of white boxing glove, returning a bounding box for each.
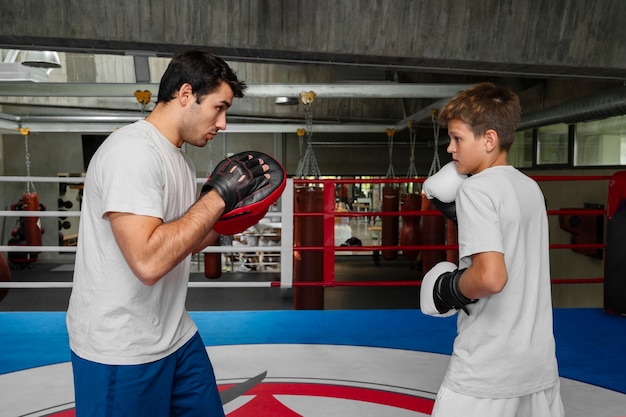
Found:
[420,261,458,318]
[422,161,467,203]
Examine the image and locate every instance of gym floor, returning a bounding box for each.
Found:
[1,240,625,415]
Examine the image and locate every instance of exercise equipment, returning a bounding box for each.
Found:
[293,92,324,309]
[400,122,421,262]
[7,196,46,267]
[400,192,421,261]
[208,151,287,236]
[420,113,447,273]
[604,171,626,315]
[0,253,10,302]
[381,129,399,260]
[293,185,324,309]
[558,203,604,259]
[420,261,457,318]
[203,234,222,279]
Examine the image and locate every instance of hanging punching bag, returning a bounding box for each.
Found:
[203,234,222,279]
[293,185,325,309]
[400,193,421,261]
[381,186,399,260]
[446,219,459,263]
[22,192,42,247]
[0,253,10,302]
[420,194,446,274]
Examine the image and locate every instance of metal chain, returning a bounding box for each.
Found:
[386,128,396,178]
[406,122,420,193]
[406,122,418,178]
[428,111,441,177]
[296,100,321,178]
[21,128,36,194]
[295,129,306,178]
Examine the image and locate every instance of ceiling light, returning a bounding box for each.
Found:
[21,51,61,69]
[275,96,299,106]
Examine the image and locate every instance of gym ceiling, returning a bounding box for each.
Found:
[0,0,625,140]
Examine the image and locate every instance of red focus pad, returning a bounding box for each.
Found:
[212,151,287,235]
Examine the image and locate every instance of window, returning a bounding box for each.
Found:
[574,115,626,166]
[510,130,534,168]
[536,124,569,165]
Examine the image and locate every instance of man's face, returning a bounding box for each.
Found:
[182,81,234,147]
[445,119,488,176]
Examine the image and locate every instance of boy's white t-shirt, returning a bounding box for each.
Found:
[443,165,560,398]
[67,120,198,365]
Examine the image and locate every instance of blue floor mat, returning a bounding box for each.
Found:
[0,308,624,393]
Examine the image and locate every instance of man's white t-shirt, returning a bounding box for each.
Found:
[67,120,198,365]
[443,165,560,398]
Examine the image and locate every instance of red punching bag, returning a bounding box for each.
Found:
[446,219,459,264]
[293,185,325,309]
[22,192,42,247]
[0,253,10,302]
[203,234,222,279]
[381,186,399,260]
[420,194,446,274]
[400,193,421,261]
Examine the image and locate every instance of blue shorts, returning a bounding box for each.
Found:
[71,332,224,417]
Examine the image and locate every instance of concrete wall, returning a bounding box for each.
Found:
[2,0,624,78]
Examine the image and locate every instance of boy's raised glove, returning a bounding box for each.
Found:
[422,161,468,224]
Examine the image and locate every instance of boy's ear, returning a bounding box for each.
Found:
[484,129,499,152]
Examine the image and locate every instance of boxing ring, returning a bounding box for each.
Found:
[0,174,618,293]
[2,174,626,417]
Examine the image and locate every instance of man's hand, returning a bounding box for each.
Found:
[201,151,287,235]
[200,152,269,214]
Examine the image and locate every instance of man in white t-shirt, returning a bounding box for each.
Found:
[422,83,564,417]
[66,50,267,416]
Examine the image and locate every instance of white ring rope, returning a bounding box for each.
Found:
[0,245,282,253]
[0,281,276,289]
[0,210,81,217]
[0,176,85,183]
[1,176,295,289]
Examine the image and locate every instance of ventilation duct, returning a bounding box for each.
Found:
[20,51,61,68]
[519,86,626,131]
[0,62,48,82]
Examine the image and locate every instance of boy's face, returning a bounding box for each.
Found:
[445,119,490,176]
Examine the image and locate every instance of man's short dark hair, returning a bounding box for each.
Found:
[157,50,246,104]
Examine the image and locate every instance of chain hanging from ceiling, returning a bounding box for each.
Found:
[19,127,36,194]
[295,91,321,178]
[428,109,441,177]
[295,128,306,177]
[406,121,420,193]
[206,140,215,174]
[134,90,152,119]
[385,128,396,179]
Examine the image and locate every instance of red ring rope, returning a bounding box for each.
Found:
[293,176,611,289]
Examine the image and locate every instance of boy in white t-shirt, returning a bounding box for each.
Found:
[424,83,564,417]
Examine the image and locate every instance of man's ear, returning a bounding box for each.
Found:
[484,129,499,152]
[177,83,194,106]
